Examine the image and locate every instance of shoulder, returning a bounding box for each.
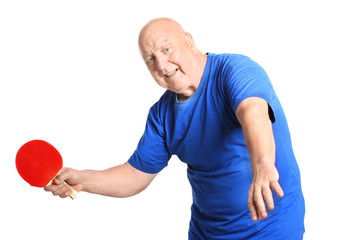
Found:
[150,90,173,112]
[208,53,252,64]
[211,54,268,83]
[209,53,260,71]
[206,53,260,82]
[148,90,174,123]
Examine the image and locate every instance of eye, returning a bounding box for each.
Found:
[164,47,170,53]
[146,57,154,65]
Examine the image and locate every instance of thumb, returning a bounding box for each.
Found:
[54,167,73,185]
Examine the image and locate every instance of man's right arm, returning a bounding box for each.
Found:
[44,162,157,198]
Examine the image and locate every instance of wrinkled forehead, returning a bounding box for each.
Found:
[138,21,185,57]
[139,31,169,55]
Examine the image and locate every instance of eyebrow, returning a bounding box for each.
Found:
[143,38,169,59]
[159,39,169,50]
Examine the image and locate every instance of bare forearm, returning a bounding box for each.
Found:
[242,112,275,167]
[236,97,275,166]
[81,162,156,198]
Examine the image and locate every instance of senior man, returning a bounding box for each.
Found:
[45,18,305,239]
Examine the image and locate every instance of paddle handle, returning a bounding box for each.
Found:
[61,182,78,200]
[46,180,78,200]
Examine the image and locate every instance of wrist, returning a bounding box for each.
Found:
[251,155,275,169]
[80,169,92,192]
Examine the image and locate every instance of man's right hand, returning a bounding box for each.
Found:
[44,162,157,198]
[44,167,84,198]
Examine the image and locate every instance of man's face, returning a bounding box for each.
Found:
[139,23,196,95]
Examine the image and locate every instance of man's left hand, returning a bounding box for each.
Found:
[248,161,284,221]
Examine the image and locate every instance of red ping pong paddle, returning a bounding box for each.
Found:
[16,139,77,199]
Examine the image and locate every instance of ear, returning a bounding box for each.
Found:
[185,32,196,50]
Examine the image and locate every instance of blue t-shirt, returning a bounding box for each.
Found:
[128,53,305,239]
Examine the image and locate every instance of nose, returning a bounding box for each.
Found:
[155,55,168,71]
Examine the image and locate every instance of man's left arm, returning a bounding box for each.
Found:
[236,97,284,222]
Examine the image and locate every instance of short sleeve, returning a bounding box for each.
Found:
[128,103,171,174]
[222,55,276,120]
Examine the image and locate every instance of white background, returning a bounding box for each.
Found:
[1,0,336,239]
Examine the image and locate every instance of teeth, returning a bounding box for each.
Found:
[165,70,176,77]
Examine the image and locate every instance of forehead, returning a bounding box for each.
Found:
[140,32,171,56]
[139,21,184,57]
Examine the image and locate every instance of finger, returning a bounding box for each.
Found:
[262,185,274,210]
[253,187,267,219]
[52,184,70,197]
[271,181,284,198]
[69,184,82,193]
[59,189,73,198]
[248,187,258,221]
[44,184,58,192]
[54,167,72,185]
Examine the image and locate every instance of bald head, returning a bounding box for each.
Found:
[137,18,207,99]
[138,18,186,49]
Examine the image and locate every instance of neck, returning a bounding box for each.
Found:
[177,52,207,102]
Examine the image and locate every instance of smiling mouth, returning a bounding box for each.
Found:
[164,69,178,77]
